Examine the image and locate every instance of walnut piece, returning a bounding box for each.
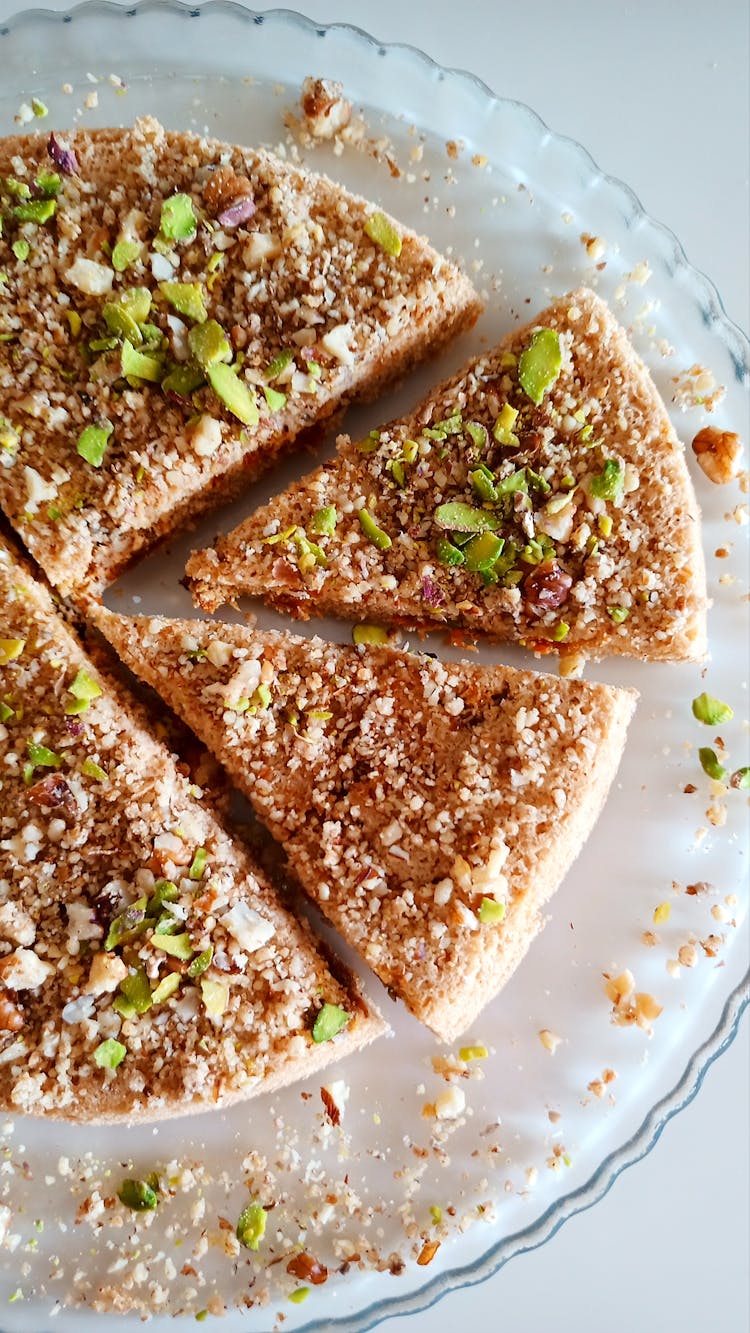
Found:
[692,426,744,485]
[300,77,352,139]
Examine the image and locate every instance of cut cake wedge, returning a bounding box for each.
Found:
[187,288,706,662]
[95,609,637,1041]
[0,538,384,1123]
[0,119,480,596]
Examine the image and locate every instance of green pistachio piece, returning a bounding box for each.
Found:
[364,211,402,257]
[262,384,286,412]
[518,328,562,405]
[93,1038,126,1069]
[112,239,142,273]
[114,286,152,324]
[464,531,505,573]
[187,945,214,978]
[492,402,520,447]
[358,508,392,550]
[478,897,506,924]
[208,363,259,425]
[469,465,498,503]
[161,364,206,397]
[151,973,181,1005]
[691,692,733,726]
[11,198,57,225]
[0,639,23,663]
[465,420,488,450]
[437,537,465,567]
[310,505,337,536]
[26,740,62,771]
[5,177,31,200]
[730,767,750,789]
[236,1202,267,1251]
[0,702,14,723]
[293,531,327,572]
[353,625,389,646]
[151,932,193,960]
[434,502,500,533]
[103,302,143,345]
[81,758,108,781]
[160,192,197,243]
[34,170,61,199]
[288,1289,310,1305]
[312,1002,350,1043]
[119,967,153,1014]
[188,319,231,367]
[589,458,623,502]
[118,1178,158,1212]
[65,668,102,714]
[607,606,629,624]
[200,977,229,1015]
[265,348,293,380]
[31,98,49,118]
[121,340,164,383]
[188,846,208,880]
[699,747,727,782]
[147,880,179,915]
[159,281,207,323]
[12,239,30,262]
[105,899,148,950]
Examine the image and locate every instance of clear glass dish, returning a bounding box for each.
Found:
[0,5,748,1332]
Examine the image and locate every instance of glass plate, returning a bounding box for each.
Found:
[0,5,748,1331]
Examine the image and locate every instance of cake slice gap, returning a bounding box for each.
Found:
[187,287,706,663]
[95,608,637,1042]
[0,537,384,1123]
[0,118,480,597]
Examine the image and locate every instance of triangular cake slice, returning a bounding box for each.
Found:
[187,288,706,662]
[0,119,480,596]
[0,539,384,1123]
[96,610,636,1041]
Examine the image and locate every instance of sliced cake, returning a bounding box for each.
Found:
[0,538,384,1123]
[95,609,636,1041]
[187,288,706,662]
[0,118,480,596]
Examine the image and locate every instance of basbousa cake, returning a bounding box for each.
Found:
[187,288,707,662]
[95,609,637,1041]
[0,539,384,1123]
[0,118,480,596]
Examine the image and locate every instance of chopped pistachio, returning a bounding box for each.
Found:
[31,97,49,118]
[12,239,30,262]
[161,364,205,397]
[26,739,62,771]
[121,340,164,384]
[262,384,286,412]
[465,420,488,450]
[201,977,229,1015]
[187,945,214,978]
[0,702,14,723]
[470,464,498,503]
[358,508,392,550]
[4,178,31,199]
[189,846,208,880]
[147,879,179,914]
[115,285,152,323]
[699,747,727,782]
[11,199,56,225]
[93,1038,126,1069]
[607,606,629,624]
[118,1178,158,1212]
[151,972,181,1004]
[589,458,623,502]
[81,758,108,781]
[236,1202,267,1251]
[111,239,142,273]
[160,192,197,243]
[76,419,113,467]
[464,531,505,574]
[118,967,153,1014]
[477,897,506,924]
[265,348,293,380]
[353,625,389,646]
[103,301,143,345]
[151,932,193,960]
[552,621,570,641]
[0,638,25,665]
[364,211,402,257]
[730,767,750,789]
[310,505,337,536]
[492,402,520,447]
[597,513,613,538]
[437,537,465,567]
[691,692,733,725]
[459,1044,489,1061]
[159,280,207,323]
[289,1289,310,1305]
[207,363,259,425]
[293,530,327,571]
[65,310,82,338]
[312,1002,350,1043]
[653,902,671,925]
[518,328,562,404]
[434,502,500,533]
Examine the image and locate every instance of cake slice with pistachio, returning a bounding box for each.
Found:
[0,538,384,1123]
[95,608,636,1041]
[0,118,480,596]
[187,288,706,663]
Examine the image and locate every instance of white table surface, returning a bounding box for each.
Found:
[0,2,748,1330]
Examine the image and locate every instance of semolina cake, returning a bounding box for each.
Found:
[187,288,706,662]
[95,609,637,1041]
[0,537,384,1123]
[0,118,480,596]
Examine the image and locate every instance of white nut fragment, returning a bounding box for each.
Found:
[242,232,282,267]
[220,901,275,953]
[434,1085,466,1120]
[538,1028,562,1054]
[191,414,223,458]
[83,951,129,996]
[692,427,744,485]
[300,77,352,139]
[0,948,54,990]
[321,322,355,366]
[65,256,114,295]
[321,1078,349,1124]
[23,465,58,514]
[205,639,234,668]
[0,903,36,947]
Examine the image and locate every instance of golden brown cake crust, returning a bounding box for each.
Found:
[187,288,706,663]
[0,119,480,596]
[0,539,384,1123]
[96,608,636,1041]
